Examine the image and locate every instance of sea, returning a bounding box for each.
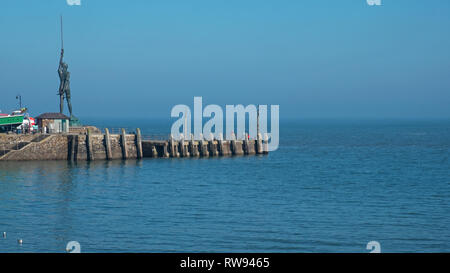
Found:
[0,119,449,253]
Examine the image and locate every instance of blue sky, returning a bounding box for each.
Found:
[1,0,449,119]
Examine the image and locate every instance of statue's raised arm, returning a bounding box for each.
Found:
[58,49,65,78]
[59,49,64,66]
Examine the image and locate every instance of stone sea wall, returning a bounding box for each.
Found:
[0,132,268,161]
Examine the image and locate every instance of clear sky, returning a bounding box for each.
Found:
[1,0,449,119]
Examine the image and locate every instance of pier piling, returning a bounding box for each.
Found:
[104,128,112,160]
[243,134,250,155]
[163,143,170,158]
[136,128,143,159]
[263,133,269,154]
[256,133,263,154]
[152,146,158,158]
[121,128,128,159]
[86,129,94,161]
[200,139,209,157]
[219,138,225,156]
[68,135,76,161]
[169,137,179,158]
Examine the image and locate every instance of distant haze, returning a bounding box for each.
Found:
[1,0,449,119]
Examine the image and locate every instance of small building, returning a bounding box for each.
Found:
[35,113,70,134]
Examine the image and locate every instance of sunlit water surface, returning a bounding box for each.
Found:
[0,119,449,252]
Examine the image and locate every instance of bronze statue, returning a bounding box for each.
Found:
[56,15,81,127]
[58,15,73,117]
[58,48,72,116]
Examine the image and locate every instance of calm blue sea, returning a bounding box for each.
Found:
[0,119,449,253]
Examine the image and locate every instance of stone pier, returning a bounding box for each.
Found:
[0,129,269,161]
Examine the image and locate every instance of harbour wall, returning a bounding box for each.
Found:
[0,129,268,161]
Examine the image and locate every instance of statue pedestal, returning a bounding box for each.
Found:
[69,116,82,127]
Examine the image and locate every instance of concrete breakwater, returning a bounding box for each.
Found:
[0,128,268,161]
